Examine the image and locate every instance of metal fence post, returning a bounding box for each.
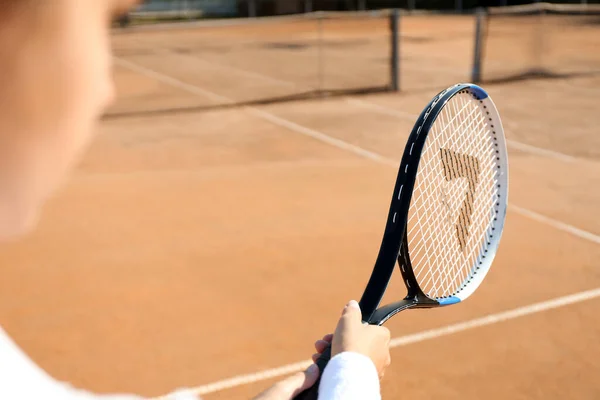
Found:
[304,0,312,13]
[471,7,485,83]
[390,9,400,91]
[455,0,463,13]
[248,0,257,17]
[318,12,324,91]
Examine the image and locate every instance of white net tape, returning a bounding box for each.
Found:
[407,92,499,299]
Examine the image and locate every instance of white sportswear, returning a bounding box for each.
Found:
[0,326,380,399]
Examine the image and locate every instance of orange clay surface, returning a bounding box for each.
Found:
[0,13,599,400]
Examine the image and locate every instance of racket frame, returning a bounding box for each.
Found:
[360,83,508,326]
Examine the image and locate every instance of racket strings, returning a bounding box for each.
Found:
[427,97,497,295]
[410,100,481,293]
[422,100,498,296]
[408,100,482,257]
[412,98,486,294]
[407,107,483,243]
[443,100,499,290]
[407,92,500,299]
[414,102,477,295]
[409,104,471,265]
[445,103,495,290]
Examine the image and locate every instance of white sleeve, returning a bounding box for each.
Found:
[317,352,381,400]
[0,327,200,400]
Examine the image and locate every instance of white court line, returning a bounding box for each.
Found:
[159,50,590,165]
[119,45,591,166]
[248,108,397,166]
[511,205,600,245]
[166,45,382,91]
[118,49,591,165]
[114,58,232,104]
[506,139,579,163]
[174,54,303,89]
[346,98,590,164]
[345,97,419,120]
[114,56,395,166]
[114,57,600,245]
[151,287,600,398]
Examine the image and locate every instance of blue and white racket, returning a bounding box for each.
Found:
[296,83,508,399]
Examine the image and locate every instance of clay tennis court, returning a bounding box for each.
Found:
[0,10,599,400]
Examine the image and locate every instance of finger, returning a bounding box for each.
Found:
[286,364,319,398]
[314,339,330,353]
[367,325,391,343]
[341,299,361,316]
[381,326,391,342]
[253,364,319,400]
[322,333,333,343]
[334,300,361,341]
[341,300,362,324]
[312,352,320,363]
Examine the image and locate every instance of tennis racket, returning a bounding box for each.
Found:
[295,83,508,399]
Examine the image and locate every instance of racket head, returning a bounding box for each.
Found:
[360,83,508,323]
[401,84,508,304]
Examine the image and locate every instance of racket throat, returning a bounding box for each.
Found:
[368,298,419,326]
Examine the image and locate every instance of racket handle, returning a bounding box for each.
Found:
[294,345,332,400]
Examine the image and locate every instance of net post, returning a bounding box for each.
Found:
[248,0,257,17]
[455,0,463,13]
[390,9,400,92]
[182,0,191,20]
[359,0,366,11]
[304,0,312,13]
[471,7,485,84]
[317,12,324,93]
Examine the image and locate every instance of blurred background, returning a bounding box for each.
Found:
[1,1,599,399]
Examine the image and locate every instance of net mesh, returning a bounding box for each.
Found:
[481,2,600,83]
[407,92,500,300]
[107,10,393,118]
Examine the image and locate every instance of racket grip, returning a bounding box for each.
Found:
[294,345,332,400]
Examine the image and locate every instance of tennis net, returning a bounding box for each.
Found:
[475,2,600,83]
[107,10,398,118]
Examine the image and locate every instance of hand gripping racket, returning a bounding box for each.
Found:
[295,83,508,399]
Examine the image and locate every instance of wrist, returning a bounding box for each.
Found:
[319,352,381,400]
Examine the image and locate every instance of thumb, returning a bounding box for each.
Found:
[298,364,320,393]
[341,300,362,321]
[332,300,363,358]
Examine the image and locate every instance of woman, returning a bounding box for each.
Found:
[0,1,391,399]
